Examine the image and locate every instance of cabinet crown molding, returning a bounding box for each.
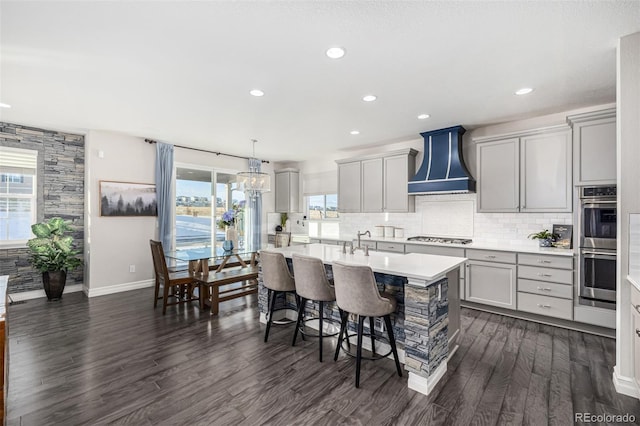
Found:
[472,124,570,144]
[566,108,616,126]
[274,168,299,173]
[335,148,417,164]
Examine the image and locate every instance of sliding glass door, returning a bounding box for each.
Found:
[174,166,246,250]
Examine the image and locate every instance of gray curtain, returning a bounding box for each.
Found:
[155,142,174,250]
[248,158,262,251]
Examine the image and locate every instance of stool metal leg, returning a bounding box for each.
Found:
[384,314,402,377]
[318,301,324,362]
[369,316,376,356]
[292,296,306,346]
[264,290,277,343]
[356,315,365,388]
[334,309,349,361]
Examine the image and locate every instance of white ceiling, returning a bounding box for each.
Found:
[1,1,639,162]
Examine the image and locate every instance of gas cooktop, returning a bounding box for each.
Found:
[407,236,473,245]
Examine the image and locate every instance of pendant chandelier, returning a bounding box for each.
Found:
[237,139,271,194]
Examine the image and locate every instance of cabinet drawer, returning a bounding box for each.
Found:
[518,265,573,285]
[405,244,465,257]
[517,292,573,320]
[518,279,573,300]
[631,284,640,312]
[518,253,573,270]
[466,249,516,264]
[376,242,405,253]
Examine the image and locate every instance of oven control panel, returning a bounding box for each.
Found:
[581,186,617,198]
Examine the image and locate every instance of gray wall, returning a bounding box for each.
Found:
[0,122,85,293]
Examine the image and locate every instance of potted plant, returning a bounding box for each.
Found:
[528,229,558,247]
[27,217,82,300]
[217,209,238,251]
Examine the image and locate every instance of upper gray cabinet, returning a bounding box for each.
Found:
[274,168,299,213]
[337,149,417,213]
[567,108,616,186]
[476,126,572,213]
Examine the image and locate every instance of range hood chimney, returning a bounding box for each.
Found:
[408,125,475,194]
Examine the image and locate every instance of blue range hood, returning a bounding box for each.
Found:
[408,125,476,194]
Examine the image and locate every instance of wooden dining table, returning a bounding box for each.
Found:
[164,246,259,313]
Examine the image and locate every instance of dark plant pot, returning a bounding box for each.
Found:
[43,270,67,301]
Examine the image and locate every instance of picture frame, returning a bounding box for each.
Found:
[99,180,157,217]
[552,224,573,249]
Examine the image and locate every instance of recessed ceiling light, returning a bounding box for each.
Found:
[362,95,377,102]
[0,102,11,108]
[350,130,360,135]
[249,89,264,97]
[326,47,346,59]
[417,114,430,120]
[515,87,533,95]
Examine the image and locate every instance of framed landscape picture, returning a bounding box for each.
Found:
[99,181,157,217]
[552,224,573,249]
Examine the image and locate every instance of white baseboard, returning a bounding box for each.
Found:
[408,362,447,396]
[8,284,84,302]
[84,279,155,298]
[613,366,639,398]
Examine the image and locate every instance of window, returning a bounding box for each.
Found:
[306,194,338,220]
[0,147,38,245]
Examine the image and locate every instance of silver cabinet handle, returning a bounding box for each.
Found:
[537,273,552,277]
[537,286,552,292]
[537,304,551,309]
[636,329,640,338]
[635,305,640,314]
[537,259,552,264]
[485,255,496,259]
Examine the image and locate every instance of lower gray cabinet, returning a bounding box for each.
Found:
[466,260,517,310]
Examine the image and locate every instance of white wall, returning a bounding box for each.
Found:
[85,130,275,295]
[85,131,157,294]
[615,31,640,397]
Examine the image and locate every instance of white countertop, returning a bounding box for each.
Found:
[261,243,466,282]
[301,234,574,257]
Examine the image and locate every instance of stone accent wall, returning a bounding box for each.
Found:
[0,122,85,293]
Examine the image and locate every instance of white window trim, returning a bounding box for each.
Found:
[305,193,339,222]
[0,146,38,248]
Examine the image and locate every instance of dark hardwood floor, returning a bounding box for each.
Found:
[6,288,639,425]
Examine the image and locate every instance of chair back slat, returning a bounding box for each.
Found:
[149,239,171,284]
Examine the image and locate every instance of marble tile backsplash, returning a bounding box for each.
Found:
[268,193,573,246]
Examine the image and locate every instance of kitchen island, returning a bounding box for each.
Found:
[258,243,466,396]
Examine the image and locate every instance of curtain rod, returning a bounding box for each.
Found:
[144,139,270,164]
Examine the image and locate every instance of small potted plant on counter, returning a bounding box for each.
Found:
[27,217,82,300]
[528,229,558,247]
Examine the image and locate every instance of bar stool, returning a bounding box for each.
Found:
[331,261,402,388]
[260,250,297,343]
[291,253,344,362]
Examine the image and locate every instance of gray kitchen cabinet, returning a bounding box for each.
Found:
[337,161,362,213]
[567,108,616,186]
[406,244,466,300]
[520,130,572,212]
[477,138,520,212]
[376,241,405,253]
[466,256,517,310]
[362,158,383,212]
[631,285,640,393]
[476,126,572,213]
[336,149,417,213]
[274,169,299,213]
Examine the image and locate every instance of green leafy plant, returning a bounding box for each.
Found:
[27,217,82,273]
[280,212,288,228]
[528,229,558,240]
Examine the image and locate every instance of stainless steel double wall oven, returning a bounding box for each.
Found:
[578,186,617,308]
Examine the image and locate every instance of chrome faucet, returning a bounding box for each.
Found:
[357,230,371,250]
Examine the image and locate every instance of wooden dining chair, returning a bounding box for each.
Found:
[275,231,291,248]
[149,240,201,315]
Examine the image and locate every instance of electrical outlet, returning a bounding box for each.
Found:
[129,264,136,273]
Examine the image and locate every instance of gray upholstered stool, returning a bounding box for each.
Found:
[331,261,402,388]
[291,253,344,362]
[260,250,297,343]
